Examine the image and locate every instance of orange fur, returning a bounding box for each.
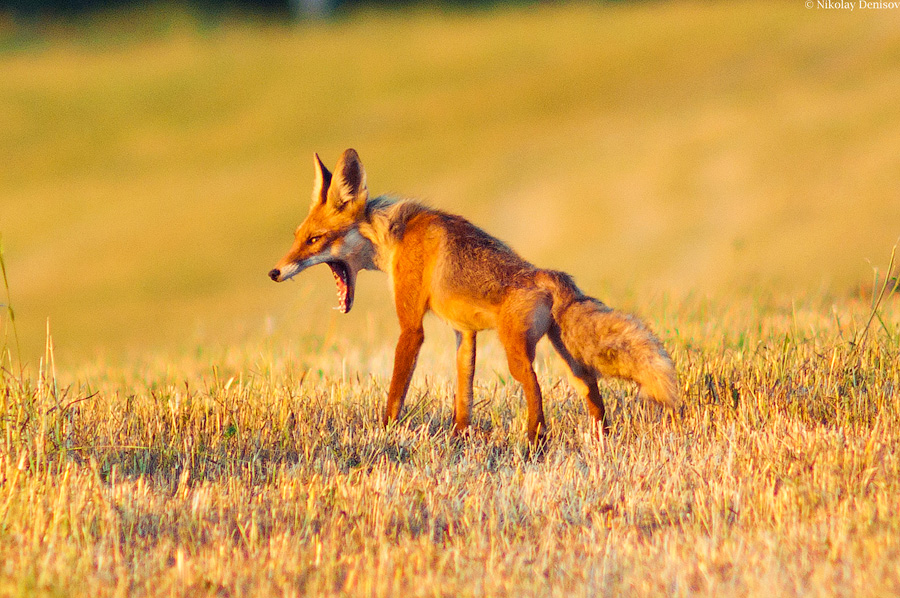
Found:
[270,149,678,443]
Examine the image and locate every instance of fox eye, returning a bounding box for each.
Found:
[307,235,322,245]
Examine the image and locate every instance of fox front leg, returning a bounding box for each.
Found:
[384,325,424,425]
[453,330,477,434]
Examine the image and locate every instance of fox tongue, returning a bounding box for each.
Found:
[328,262,352,314]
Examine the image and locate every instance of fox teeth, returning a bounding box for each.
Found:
[331,266,349,313]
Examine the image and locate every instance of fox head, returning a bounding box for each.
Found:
[269,148,376,314]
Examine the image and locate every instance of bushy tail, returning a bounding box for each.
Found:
[537,270,679,410]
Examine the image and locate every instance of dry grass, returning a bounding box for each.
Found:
[3,1,900,596]
[2,285,900,597]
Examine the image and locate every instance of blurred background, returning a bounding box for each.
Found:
[2,0,899,365]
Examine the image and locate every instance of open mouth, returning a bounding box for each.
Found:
[328,261,354,314]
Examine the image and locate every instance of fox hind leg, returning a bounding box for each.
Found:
[498,291,552,444]
[548,325,610,437]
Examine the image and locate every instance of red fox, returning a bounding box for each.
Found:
[270,149,678,443]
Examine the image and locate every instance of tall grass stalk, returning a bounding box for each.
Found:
[0,233,22,377]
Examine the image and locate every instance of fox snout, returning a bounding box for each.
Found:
[268,262,303,283]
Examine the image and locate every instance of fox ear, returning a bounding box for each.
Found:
[327,148,368,213]
[312,153,333,206]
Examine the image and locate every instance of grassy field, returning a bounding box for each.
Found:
[2,0,900,360]
[2,0,900,596]
[2,288,899,597]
